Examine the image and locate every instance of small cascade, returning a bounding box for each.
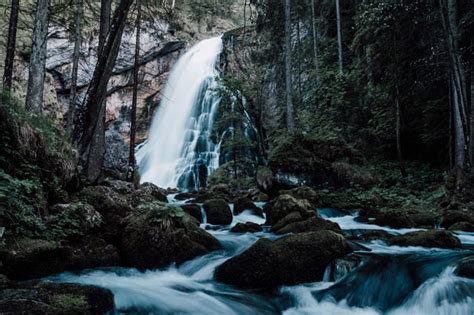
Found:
[136,36,223,190]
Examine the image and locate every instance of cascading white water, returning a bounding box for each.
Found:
[136,36,223,190]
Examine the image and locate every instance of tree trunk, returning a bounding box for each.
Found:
[66,0,84,134]
[127,0,142,181]
[311,0,319,80]
[2,0,20,90]
[80,0,134,183]
[395,85,407,178]
[440,0,469,186]
[25,0,50,112]
[99,0,112,55]
[335,0,343,75]
[470,39,474,167]
[284,0,295,132]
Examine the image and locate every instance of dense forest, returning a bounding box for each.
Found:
[0,0,473,314]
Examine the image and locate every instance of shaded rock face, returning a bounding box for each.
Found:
[121,202,221,269]
[180,204,203,223]
[233,197,263,217]
[0,237,120,280]
[441,210,474,230]
[215,231,352,288]
[29,21,185,176]
[389,230,462,249]
[455,256,474,279]
[0,282,114,315]
[75,185,133,244]
[203,199,233,225]
[271,215,342,235]
[129,182,168,207]
[264,194,313,226]
[230,222,263,233]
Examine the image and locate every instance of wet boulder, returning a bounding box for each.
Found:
[0,282,114,314]
[215,231,352,288]
[129,182,167,207]
[264,194,313,226]
[230,222,263,233]
[75,185,133,243]
[203,199,233,225]
[448,221,474,232]
[121,202,221,269]
[180,204,203,222]
[279,186,321,208]
[389,230,462,249]
[373,209,414,229]
[454,256,474,279]
[0,239,68,280]
[272,215,342,235]
[441,210,474,229]
[233,197,264,217]
[63,236,120,270]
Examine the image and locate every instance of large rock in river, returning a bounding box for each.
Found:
[121,202,221,269]
[389,230,462,249]
[203,199,233,225]
[264,194,313,226]
[233,197,263,217]
[0,282,114,314]
[215,231,352,288]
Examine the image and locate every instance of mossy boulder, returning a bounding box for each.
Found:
[203,199,233,225]
[448,221,474,232]
[264,194,313,226]
[389,230,462,249]
[129,182,167,207]
[441,210,474,229]
[279,186,321,208]
[271,215,342,235]
[75,185,133,243]
[454,256,474,279]
[121,202,221,269]
[215,231,352,288]
[47,202,102,240]
[0,282,114,314]
[268,134,368,191]
[180,204,203,222]
[0,239,67,280]
[233,197,263,217]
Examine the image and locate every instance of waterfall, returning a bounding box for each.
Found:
[136,36,223,190]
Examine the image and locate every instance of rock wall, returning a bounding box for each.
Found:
[10,19,185,177]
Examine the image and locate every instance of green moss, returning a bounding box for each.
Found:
[48,294,88,313]
[0,92,78,239]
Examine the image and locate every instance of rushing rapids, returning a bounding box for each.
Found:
[47,203,474,314]
[136,37,223,190]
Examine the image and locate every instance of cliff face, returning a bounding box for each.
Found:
[9,19,184,176]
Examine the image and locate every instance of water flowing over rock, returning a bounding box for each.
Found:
[137,37,223,190]
[214,231,352,288]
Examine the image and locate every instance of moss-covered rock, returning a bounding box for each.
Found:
[0,239,67,280]
[448,221,474,232]
[271,215,342,235]
[129,182,167,207]
[215,231,352,288]
[0,282,114,314]
[180,204,203,222]
[389,230,461,249]
[454,256,474,279]
[279,186,321,208]
[441,210,474,229]
[202,199,233,225]
[121,202,221,269]
[264,194,313,226]
[75,185,132,243]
